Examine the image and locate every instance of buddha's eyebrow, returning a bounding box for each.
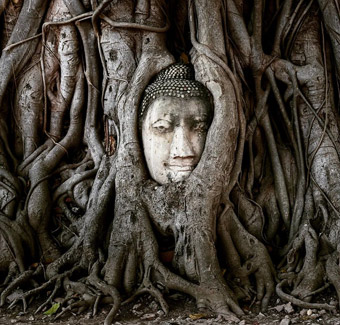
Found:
[152,112,174,120]
[151,117,173,124]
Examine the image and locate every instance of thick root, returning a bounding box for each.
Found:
[218,205,275,312]
[276,279,336,311]
[326,252,340,309]
[88,261,121,325]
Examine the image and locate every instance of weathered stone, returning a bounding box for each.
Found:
[279,318,290,325]
[141,313,157,321]
[284,302,294,314]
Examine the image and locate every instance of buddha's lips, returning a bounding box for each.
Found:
[166,164,195,172]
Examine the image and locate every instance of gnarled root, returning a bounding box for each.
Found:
[276,279,335,311]
[3,265,81,312]
[88,260,121,325]
[326,251,340,309]
[103,195,243,322]
[121,265,169,315]
[278,221,338,308]
[289,225,325,300]
[218,205,275,312]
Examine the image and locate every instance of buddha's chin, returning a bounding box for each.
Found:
[152,168,194,185]
[168,169,192,183]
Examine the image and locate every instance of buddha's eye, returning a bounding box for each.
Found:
[192,120,208,132]
[152,120,173,133]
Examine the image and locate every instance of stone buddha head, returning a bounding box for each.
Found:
[140,63,213,185]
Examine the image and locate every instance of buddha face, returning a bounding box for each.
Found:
[141,96,212,184]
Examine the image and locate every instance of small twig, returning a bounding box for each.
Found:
[305,98,326,185]
[93,295,101,316]
[285,0,314,57]
[287,69,306,242]
[42,12,93,30]
[248,295,257,309]
[91,0,113,37]
[281,0,305,46]
[100,14,170,33]
[3,33,43,52]
[305,23,330,187]
[311,173,340,217]
[298,90,340,160]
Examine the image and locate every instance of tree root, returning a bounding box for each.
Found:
[2,1,340,323]
[54,297,96,320]
[34,277,62,315]
[2,265,81,313]
[51,276,116,320]
[218,205,275,312]
[7,293,27,313]
[121,265,169,315]
[152,260,242,322]
[88,261,120,325]
[276,279,336,311]
[51,276,98,319]
[52,169,97,204]
[325,252,340,308]
[2,262,19,287]
[0,268,36,307]
[301,283,330,300]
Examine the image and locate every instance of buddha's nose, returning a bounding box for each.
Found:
[170,126,195,159]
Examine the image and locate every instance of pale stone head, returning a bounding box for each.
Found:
[140,64,213,185]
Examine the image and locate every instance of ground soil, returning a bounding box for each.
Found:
[1,290,340,325]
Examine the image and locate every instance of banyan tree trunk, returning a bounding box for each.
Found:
[0,0,340,323]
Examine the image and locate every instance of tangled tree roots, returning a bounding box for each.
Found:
[1,0,340,323]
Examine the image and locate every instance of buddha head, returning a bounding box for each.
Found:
[140,63,213,185]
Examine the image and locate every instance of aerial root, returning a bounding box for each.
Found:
[276,279,336,311]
